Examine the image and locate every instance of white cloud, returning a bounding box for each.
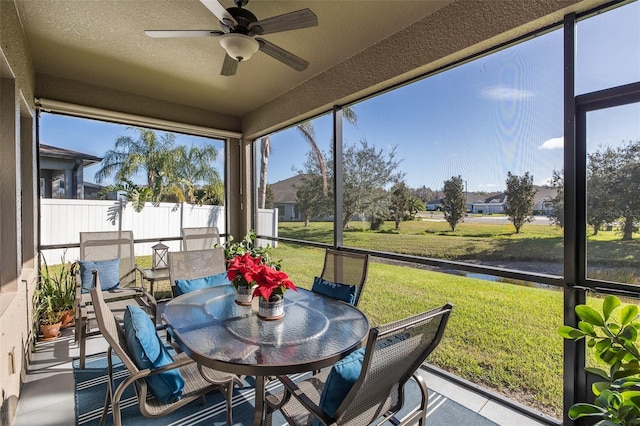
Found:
[481,86,534,100]
[539,137,563,150]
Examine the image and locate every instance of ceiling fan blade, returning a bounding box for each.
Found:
[256,38,309,71]
[249,9,318,35]
[145,30,224,38]
[200,0,237,28]
[221,53,238,76]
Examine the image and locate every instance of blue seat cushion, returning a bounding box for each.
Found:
[79,258,120,293]
[123,305,184,403]
[174,271,231,295]
[315,347,365,424]
[311,276,357,305]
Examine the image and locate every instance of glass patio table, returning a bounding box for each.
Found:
[161,284,370,426]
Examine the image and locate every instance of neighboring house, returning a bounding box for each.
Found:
[533,187,558,214]
[39,144,103,199]
[471,187,558,215]
[270,174,307,221]
[472,193,507,214]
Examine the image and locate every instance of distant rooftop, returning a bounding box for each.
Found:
[39,144,102,166]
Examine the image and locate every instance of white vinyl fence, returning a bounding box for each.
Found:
[40,199,278,264]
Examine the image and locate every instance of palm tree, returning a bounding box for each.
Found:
[257,107,358,208]
[168,144,221,204]
[94,128,175,200]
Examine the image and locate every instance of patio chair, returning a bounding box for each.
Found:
[181,226,220,251]
[168,248,230,297]
[75,230,156,369]
[266,303,453,426]
[89,272,242,426]
[311,249,369,306]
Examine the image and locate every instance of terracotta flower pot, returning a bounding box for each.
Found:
[60,309,75,328]
[39,321,62,340]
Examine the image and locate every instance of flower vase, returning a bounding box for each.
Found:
[235,284,254,306]
[258,294,284,320]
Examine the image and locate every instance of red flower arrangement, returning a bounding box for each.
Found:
[226,253,297,300]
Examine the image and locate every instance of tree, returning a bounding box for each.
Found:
[343,140,403,230]
[588,140,640,240]
[442,176,466,231]
[389,181,410,230]
[258,136,270,208]
[168,144,221,204]
[406,196,425,220]
[94,128,176,201]
[504,171,536,233]
[295,139,402,230]
[545,169,564,228]
[296,174,331,227]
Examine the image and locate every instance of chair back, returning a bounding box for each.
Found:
[320,249,369,306]
[181,227,220,251]
[336,303,453,425]
[80,230,137,287]
[168,248,227,297]
[89,273,142,377]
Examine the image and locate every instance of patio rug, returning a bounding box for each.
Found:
[74,353,497,425]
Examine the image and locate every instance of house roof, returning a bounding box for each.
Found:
[39,144,103,167]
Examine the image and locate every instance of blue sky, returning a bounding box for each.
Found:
[41,1,639,193]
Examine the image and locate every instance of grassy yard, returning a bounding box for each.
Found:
[279,219,640,269]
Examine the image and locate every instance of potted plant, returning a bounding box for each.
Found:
[251,262,297,320]
[37,295,65,340]
[226,251,297,319]
[37,252,78,332]
[558,295,640,425]
[226,252,262,305]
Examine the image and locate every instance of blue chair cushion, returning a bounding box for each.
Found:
[315,348,365,424]
[123,305,184,403]
[79,258,120,293]
[174,271,231,296]
[311,276,357,305]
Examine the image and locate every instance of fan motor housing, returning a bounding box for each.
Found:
[224,7,257,33]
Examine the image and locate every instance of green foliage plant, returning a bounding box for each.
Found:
[504,171,536,234]
[558,295,640,425]
[216,230,282,270]
[38,252,78,313]
[442,175,466,231]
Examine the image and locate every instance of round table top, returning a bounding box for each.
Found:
[162,284,370,376]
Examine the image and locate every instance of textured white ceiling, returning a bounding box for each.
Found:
[17,0,451,116]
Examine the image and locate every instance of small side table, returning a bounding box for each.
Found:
[140,268,170,298]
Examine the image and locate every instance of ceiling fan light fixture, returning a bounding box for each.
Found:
[219,33,259,61]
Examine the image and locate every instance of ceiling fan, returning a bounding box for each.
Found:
[145,0,318,76]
